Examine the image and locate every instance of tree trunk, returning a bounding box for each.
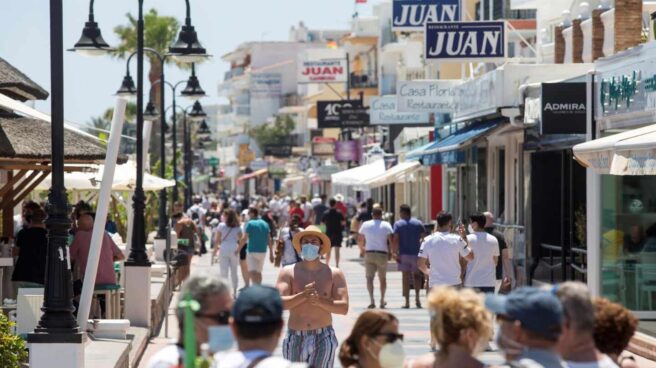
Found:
[148,57,162,170]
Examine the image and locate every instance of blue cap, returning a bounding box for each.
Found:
[232,285,283,324]
[485,287,563,340]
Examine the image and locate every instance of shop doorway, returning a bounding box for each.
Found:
[529,149,587,284]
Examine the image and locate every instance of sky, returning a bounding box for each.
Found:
[0,0,376,127]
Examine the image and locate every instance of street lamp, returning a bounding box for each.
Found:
[115,74,137,98]
[181,101,206,208]
[71,0,208,329]
[167,1,211,63]
[180,63,205,101]
[68,0,114,56]
[143,101,159,121]
[28,1,85,363]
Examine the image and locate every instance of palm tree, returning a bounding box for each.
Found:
[111,9,183,164]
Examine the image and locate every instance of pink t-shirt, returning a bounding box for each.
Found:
[70,230,122,285]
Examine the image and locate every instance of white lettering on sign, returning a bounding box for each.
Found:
[428,30,500,57]
[393,4,459,26]
[543,103,586,111]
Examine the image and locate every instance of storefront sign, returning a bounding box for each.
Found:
[541,83,587,135]
[264,144,293,158]
[396,80,460,112]
[250,73,282,98]
[298,49,347,84]
[317,100,363,128]
[392,0,461,32]
[370,96,430,125]
[312,137,336,156]
[335,140,360,162]
[340,106,370,127]
[384,155,399,169]
[238,144,255,167]
[524,96,541,125]
[425,21,506,62]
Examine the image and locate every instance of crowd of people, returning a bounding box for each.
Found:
[139,190,643,368]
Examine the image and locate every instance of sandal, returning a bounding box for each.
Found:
[380,302,387,309]
[367,303,376,309]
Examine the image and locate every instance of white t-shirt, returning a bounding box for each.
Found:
[213,350,306,368]
[566,355,619,368]
[301,202,313,222]
[215,223,243,254]
[146,345,182,368]
[359,219,394,252]
[464,232,500,287]
[279,226,303,266]
[418,232,471,287]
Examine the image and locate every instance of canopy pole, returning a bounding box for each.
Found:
[77,98,127,330]
[142,120,153,173]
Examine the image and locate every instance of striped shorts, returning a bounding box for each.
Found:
[282,326,338,367]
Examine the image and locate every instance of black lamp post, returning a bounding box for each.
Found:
[116,51,205,239]
[71,0,209,268]
[28,0,84,345]
[68,0,114,56]
[183,101,206,208]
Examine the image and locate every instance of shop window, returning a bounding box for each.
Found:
[601,175,656,311]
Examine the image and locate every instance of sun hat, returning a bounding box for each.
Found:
[292,225,331,256]
[334,194,344,202]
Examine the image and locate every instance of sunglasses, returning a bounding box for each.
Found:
[374,332,404,343]
[197,311,231,325]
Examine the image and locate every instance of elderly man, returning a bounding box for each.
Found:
[486,287,567,367]
[276,225,349,367]
[146,275,235,367]
[555,282,618,368]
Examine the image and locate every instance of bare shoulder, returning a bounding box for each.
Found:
[329,266,346,279]
[405,353,434,368]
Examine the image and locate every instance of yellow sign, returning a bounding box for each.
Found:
[238,144,255,167]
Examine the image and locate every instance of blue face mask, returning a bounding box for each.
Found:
[207,325,234,353]
[301,243,320,261]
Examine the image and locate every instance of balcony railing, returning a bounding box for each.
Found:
[224,66,245,81]
[350,73,378,89]
[397,66,426,82]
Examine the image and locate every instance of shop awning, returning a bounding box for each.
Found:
[236,168,268,183]
[364,161,420,188]
[415,120,501,165]
[573,124,656,175]
[405,141,435,161]
[331,160,385,190]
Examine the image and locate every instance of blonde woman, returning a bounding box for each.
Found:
[406,287,493,368]
[213,209,242,297]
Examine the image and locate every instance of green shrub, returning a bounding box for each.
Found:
[0,313,27,367]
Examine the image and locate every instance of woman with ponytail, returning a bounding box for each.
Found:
[339,310,406,368]
[405,287,493,368]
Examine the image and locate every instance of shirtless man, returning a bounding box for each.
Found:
[276,225,349,367]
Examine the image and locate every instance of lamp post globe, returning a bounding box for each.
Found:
[68,0,114,56]
[167,1,211,63]
[188,101,206,122]
[116,74,137,98]
[180,64,206,101]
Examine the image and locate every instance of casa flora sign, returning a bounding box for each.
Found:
[298,48,347,84]
[392,0,462,31]
[396,80,460,112]
[425,21,506,62]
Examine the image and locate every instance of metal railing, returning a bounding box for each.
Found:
[350,73,378,89]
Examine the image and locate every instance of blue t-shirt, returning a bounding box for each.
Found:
[394,217,425,255]
[244,218,270,253]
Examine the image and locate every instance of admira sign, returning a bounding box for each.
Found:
[425,21,506,62]
[392,0,461,32]
[541,83,586,135]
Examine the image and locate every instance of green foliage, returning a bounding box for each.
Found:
[250,115,295,149]
[111,9,187,69]
[0,314,27,367]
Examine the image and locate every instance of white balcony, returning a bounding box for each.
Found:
[541,42,555,63]
[563,26,573,63]
[397,66,426,81]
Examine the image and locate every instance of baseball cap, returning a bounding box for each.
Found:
[232,285,283,324]
[485,287,564,340]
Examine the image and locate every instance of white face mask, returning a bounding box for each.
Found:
[371,340,406,368]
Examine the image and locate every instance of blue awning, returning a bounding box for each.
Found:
[418,120,502,165]
[406,141,436,161]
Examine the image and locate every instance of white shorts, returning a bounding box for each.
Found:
[246,252,266,272]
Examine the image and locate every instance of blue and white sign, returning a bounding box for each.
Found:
[370,96,431,125]
[425,21,506,62]
[392,0,461,32]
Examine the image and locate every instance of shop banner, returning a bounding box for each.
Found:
[250,73,282,98]
[312,137,337,156]
[335,140,360,162]
[317,100,363,128]
[541,83,587,135]
[298,49,348,84]
[392,0,462,32]
[370,95,430,125]
[425,21,506,62]
[384,155,399,170]
[396,80,460,112]
[264,144,293,158]
[340,106,370,127]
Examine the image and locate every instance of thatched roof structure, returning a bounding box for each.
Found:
[0,57,48,101]
[0,114,114,163]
